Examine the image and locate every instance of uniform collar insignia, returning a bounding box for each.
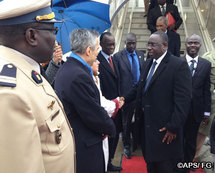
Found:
[31,70,43,84]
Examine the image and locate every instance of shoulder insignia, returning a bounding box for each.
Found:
[0,63,17,87]
[31,70,43,84]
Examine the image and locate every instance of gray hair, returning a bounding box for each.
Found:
[157,16,168,25]
[70,29,99,54]
[152,30,168,43]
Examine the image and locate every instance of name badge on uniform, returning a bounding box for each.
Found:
[31,70,43,84]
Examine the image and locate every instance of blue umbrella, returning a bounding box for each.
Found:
[52,0,111,54]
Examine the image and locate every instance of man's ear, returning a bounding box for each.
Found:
[163,42,168,48]
[86,46,91,56]
[25,28,38,46]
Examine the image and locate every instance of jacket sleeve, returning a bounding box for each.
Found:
[166,60,192,133]
[203,62,211,113]
[69,74,116,137]
[174,33,181,57]
[172,5,183,30]
[147,9,157,33]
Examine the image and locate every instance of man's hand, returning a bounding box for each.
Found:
[119,99,124,109]
[53,43,63,64]
[159,127,176,144]
[201,116,210,127]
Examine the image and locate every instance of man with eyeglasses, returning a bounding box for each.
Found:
[0,0,75,173]
[122,31,192,173]
[182,34,211,173]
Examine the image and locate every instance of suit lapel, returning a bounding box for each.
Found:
[193,57,203,80]
[98,52,116,77]
[145,53,169,92]
[121,50,132,73]
[142,58,153,86]
[136,50,144,71]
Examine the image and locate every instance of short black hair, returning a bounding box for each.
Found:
[100,31,113,42]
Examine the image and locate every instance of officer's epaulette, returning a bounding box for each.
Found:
[0,63,16,87]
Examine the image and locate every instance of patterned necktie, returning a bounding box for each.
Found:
[130,53,138,86]
[108,57,114,72]
[189,60,196,76]
[161,5,165,16]
[144,61,157,92]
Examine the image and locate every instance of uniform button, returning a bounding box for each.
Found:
[57,124,61,129]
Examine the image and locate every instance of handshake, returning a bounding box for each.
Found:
[116,97,125,109]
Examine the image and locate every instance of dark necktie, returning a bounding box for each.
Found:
[189,60,196,76]
[144,61,157,92]
[108,56,114,72]
[130,53,138,86]
[161,5,165,16]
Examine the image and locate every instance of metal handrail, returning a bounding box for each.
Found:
[177,0,188,38]
[110,0,130,24]
[191,0,214,51]
[127,1,135,34]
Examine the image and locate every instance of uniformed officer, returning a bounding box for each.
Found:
[0,0,76,173]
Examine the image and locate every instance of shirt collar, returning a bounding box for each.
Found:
[101,50,112,62]
[159,3,166,9]
[186,54,199,63]
[154,51,167,65]
[10,48,40,73]
[125,48,137,56]
[70,52,93,76]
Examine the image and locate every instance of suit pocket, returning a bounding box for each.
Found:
[45,109,70,155]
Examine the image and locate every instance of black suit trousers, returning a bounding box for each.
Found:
[147,159,181,173]
[122,101,136,148]
[108,111,122,160]
[183,114,201,163]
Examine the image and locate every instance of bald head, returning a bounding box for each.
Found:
[185,34,202,58]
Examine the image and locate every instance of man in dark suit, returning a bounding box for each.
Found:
[147,0,182,33]
[156,16,181,57]
[122,31,192,173]
[113,33,144,158]
[183,34,211,172]
[97,32,122,172]
[55,29,116,173]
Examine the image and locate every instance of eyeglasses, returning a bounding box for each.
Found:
[186,41,200,46]
[146,42,162,47]
[33,27,59,35]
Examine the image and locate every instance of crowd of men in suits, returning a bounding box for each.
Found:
[44,0,213,173]
[1,0,214,173]
[54,27,212,173]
